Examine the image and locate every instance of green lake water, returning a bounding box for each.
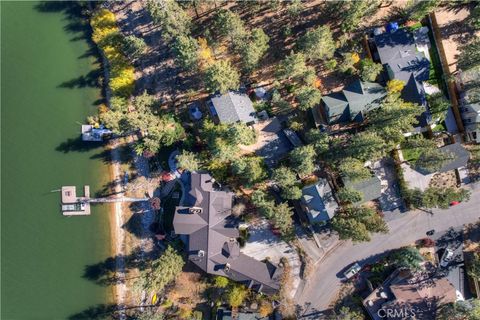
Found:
[1,2,114,319]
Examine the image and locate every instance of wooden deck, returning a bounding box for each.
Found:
[61,186,90,216]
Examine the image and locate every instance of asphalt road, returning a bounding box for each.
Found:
[296,189,480,317]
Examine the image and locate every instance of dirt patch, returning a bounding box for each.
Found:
[434,4,480,74]
[165,262,209,316]
[429,171,457,189]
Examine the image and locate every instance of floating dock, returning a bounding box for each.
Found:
[61,186,91,216]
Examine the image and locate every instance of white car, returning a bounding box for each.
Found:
[344,262,361,280]
[440,248,454,268]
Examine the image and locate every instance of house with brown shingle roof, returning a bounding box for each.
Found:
[363,269,457,320]
[173,172,282,294]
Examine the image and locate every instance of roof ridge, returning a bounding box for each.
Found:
[222,253,279,289]
[226,91,239,119]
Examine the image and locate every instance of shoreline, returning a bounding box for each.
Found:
[86,3,127,307]
[107,139,128,306]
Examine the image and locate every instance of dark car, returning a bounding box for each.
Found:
[426,229,435,236]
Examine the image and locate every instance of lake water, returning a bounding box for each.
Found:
[1,2,114,318]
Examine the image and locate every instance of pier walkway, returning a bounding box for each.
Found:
[87,197,148,203]
[61,185,148,216]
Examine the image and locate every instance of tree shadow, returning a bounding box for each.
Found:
[56,136,105,153]
[58,69,102,89]
[68,303,158,320]
[34,1,100,44]
[295,302,324,319]
[83,246,160,287]
[94,179,124,198]
[122,204,152,240]
[35,1,106,101]
[90,144,135,166]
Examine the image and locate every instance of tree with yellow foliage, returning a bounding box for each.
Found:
[197,37,214,70]
[90,9,135,98]
[387,79,405,94]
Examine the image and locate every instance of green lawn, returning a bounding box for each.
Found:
[401,140,423,163]
[426,25,448,95]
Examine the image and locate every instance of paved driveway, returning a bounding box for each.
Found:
[372,158,403,212]
[296,187,480,318]
[242,219,301,299]
[401,162,434,191]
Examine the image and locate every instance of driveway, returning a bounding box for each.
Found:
[242,219,302,299]
[296,187,480,318]
[401,162,434,191]
[372,158,403,212]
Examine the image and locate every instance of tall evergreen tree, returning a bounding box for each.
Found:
[298,26,335,61]
[204,60,240,94]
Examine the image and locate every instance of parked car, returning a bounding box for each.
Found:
[344,262,361,280]
[450,201,460,206]
[426,229,435,236]
[440,248,454,268]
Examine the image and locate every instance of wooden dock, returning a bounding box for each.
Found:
[60,185,148,216]
[61,186,91,216]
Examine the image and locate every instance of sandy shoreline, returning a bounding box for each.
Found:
[108,139,127,306]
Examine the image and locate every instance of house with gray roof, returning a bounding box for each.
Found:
[253,117,296,169]
[462,103,480,143]
[374,28,431,125]
[436,143,470,173]
[344,175,382,204]
[173,172,282,294]
[317,79,387,126]
[300,179,338,224]
[208,91,257,125]
[458,67,480,142]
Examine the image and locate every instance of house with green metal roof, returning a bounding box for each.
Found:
[316,79,387,126]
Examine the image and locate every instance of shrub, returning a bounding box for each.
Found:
[325,59,337,71]
[213,276,229,288]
